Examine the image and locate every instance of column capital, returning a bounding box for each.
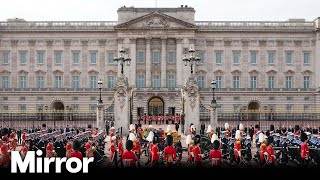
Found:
[10,39,19,47]
[294,40,302,46]
[161,37,167,44]
[146,37,152,44]
[276,39,284,46]
[241,39,250,46]
[80,39,89,46]
[98,39,107,46]
[258,39,267,47]
[28,39,36,46]
[223,39,232,46]
[63,39,71,46]
[45,39,54,46]
[206,39,215,46]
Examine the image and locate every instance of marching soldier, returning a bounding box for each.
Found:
[133,138,141,166]
[266,136,276,167]
[186,135,194,163]
[46,138,55,158]
[143,113,147,124]
[65,137,73,159]
[122,140,137,168]
[210,140,222,167]
[21,131,27,146]
[0,137,10,167]
[109,136,117,167]
[174,135,183,166]
[85,136,94,158]
[234,130,242,164]
[118,136,124,167]
[193,135,202,167]
[151,136,160,167]
[10,137,18,151]
[259,133,267,164]
[300,132,310,167]
[70,140,83,159]
[20,139,29,159]
[163,134,176,167]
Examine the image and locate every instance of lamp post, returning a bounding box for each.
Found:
[183,47,201,74]
[98,79,103,104]
[114,47,131,75]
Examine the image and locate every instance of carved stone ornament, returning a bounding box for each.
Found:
[144,16,169,28]
[187,86,197,110]
[117,88,126,109]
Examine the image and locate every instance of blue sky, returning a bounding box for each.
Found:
[0,0,319,21]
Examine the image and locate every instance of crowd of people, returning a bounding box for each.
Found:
[1,122,320,168]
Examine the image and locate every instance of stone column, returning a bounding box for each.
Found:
[130,38,137,86]
[28,40,36,88]
[176,38,183,87]
[98,39,106,82]
[10,40,18,88]
[146,38,151,87]
[114,74,131,135]
[315,32,320,111]
[45,40,54,87]
[81,40,89,87]
[161,38,167,87]
[259,40,267,87]
[63,39,71,88]
[96,103,105,130]
[276,40,285,87]
[182,74,200,135]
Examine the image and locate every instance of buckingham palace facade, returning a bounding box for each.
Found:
[1,6,320,122]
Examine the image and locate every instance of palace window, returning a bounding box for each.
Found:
[250,76,257,89]
[54,76,62,88]
[137,75,145,88]
[73,51,79,64]
[90,52,97,64]
[152,75,160,88]
[3,51,9,64]
[215,52,222,64]
[72,76,79,89]
[197,76,205,89]
[233,51,240,64]
[36,76,45,88]
[216,76,222,89]
[285,76,293,89]
[250,51,257,64]
[153,51,160,63]
[20,51,27,64]
[233,76,240,89]
[107,76,115,89]
[268,51,275,64]
[285,52,292,64]
[55,51,62,64]
[137,52,144,63]
[303,52,310,64]
[90,76,97,88]
[19,76,27,89]
[167,75,175,88]
[268,76,275,89]
[2,76,9,88]
[37,51,45,64]
[108,52,114,64]
[168,52,175,63]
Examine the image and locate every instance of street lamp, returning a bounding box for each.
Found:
[183,47,201,74]
[98,79,103,104]
[210,80,217,109]
[114,47,131,75]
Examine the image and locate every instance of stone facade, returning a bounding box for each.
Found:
[0,6,319,120]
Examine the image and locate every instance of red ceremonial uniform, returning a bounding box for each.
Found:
[133,140,141,155]
[225,130,231,138]
[66,143,72,158]
[210,149,222,166]
[193,146,202,163]
[110,143,116,161]
[188,144,194,161]
[20,145,28,158]
[209,132,214,139]
[234,141,242,160]
[294,131,300,136]
[163,146,176,162]
[46,143,54,158]
[9,133,14,139]
[260,143,267,162]
[21,133,26,145]
[118,141,124,156]
[267,145,275,164]
[0,144,10,166]
[122,150,137,167]
[151,145,160,161]
[110,132,115,141]
[70,151,83,160]
[149,142,154,156]
[85,142,94,158]
[148,116,152,122]
[301,142,310,159]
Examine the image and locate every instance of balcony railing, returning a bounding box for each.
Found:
[0,88,115,92]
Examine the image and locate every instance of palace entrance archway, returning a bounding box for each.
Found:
[148,97,164,116]
[248,101,260,120]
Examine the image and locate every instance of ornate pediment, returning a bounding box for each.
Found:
[115,12,197,30]
[284,70,295,75]
[301,70,312,75]
[53,69,64,75]
[213,70,224,75]
[88,69,99,75]
[18,69,28,74]
[0,70,11,75]
[70,69,81,75]
[248,70,260,75]
[106,70,117,75]
[266,69,277,75]
[231,70,242,75]
[35,69,46,75]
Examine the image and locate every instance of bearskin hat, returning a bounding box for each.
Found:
[72,140,81,151]
[153,135,159,144]
[301,132,308,142]
[194,135,201,145]
[267,136,274,146]
[87,124,92,129]
[294,125,300,131]
[126,140,134,151]
[213,140,220,150]
[255,125,260,129]
[166,135,173,146]
[42,123,46,128]
[266,130,270,137]
[270,125,275,131]
[0,128,8,137]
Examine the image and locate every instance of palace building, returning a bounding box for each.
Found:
[1,5,320,123]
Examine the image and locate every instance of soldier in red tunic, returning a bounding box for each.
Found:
[266,136,276,166]
[21,131,27,146]
[46,138,55,158]
[122,140,137,167]
[85,136,94,158]
[20,139,29,160]
[65,137,73,159]
[234,130,242,164]
[163,135,176,167]
[300,132,310,167]
[193,135,202,167]
[118,136,124,167]
[70,140,83,160]
[210,140,222,167]
[151,136,160,167]
[143,113,147,124]
[148,115,152,125]
[109,136,117,167]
